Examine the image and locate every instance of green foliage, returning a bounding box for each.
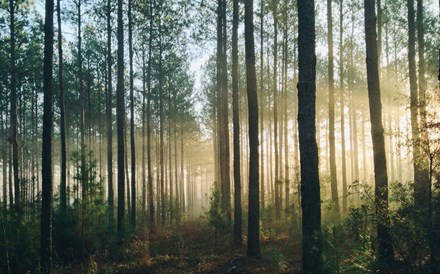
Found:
[322,180,440,273]
[207,185,229,248]
[265,246,288,272]
[261,204,274,239]
[54,147,109,263]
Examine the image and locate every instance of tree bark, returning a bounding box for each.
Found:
[297,0,322,271]
[259,0,265,210]
[147,0,155,232]
[106,0,114,228]
[41,0,54,270]
[9,0,20,212]
[57,0,67,218]
[232,0,242,246]
[415,0,430,209]
[244,0,260,257]
[339,0,347,215]
[117,0,125,243]
[272,0,280,220]
[364,0,394,264]
[327,0,340,221]
[128,0,136,229]
[217,0,231,226]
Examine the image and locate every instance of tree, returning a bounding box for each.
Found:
[339,0,348,215]
[41,0,55,271]
[128,0,136,229]
[216,0,231,226]
[106,0,114,228]
[57,0,67,219]
[271,0,280,220]
[297,0,322,272]
[415,0,430,209]
[327,0,340,221]
[147,0,155,232]
[117,0,125,243]
[245,0,260,258]
[232,0,242,246]
[364,0,394,265]
[9,0,20,211]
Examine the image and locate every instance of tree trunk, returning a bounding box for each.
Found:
[339,0,347,215]
[106,0,114,228]
[282,0,289,217]
[141,49,147,216]
[159,18,165,227]
[244,0,260,257]
[217,0,231,226]
[128,0,136,229]
[232,0,242,246]
[259,0,265,210]
[147,0,155,232]
[9,0,20,212]
[272,1,280,220]
[57,0,67,219]
[364,0,394,264]
[117,0,125,243]
[415,0,430,209]
[297,0,322,271]
[41,0,54,270]
[327,0,340,221]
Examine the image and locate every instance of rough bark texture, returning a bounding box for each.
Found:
[245,0,260,258]
[364,0,394,264]
[41,0,54,271]
[297,0,322,272]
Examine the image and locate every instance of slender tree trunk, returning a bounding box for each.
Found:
[297,0,322,271]
[259,0,265,210]
[272,1,280,220]
[106,0,114,228]
[41,0,54,270]
[416,0,430,209]
[168,81,173,224]
[217,0,231,226]
[159,21,165,227]
[232,0,242,246]
[142,49,147,216]
[364,0,394,264]
[327,0,340,221]
[245,0,260,257]
[128,0,136,229]
[77,0,85,148]
[147,0,155,232]
[9,0,20,212]
[408,0,423,207]
[125,128,131,216]
[339,0,347,215]
[117,0,125,244]
[282,1,289,216]
[57,0,67,218]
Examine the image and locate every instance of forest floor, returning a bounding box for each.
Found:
[66,218,302,273]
